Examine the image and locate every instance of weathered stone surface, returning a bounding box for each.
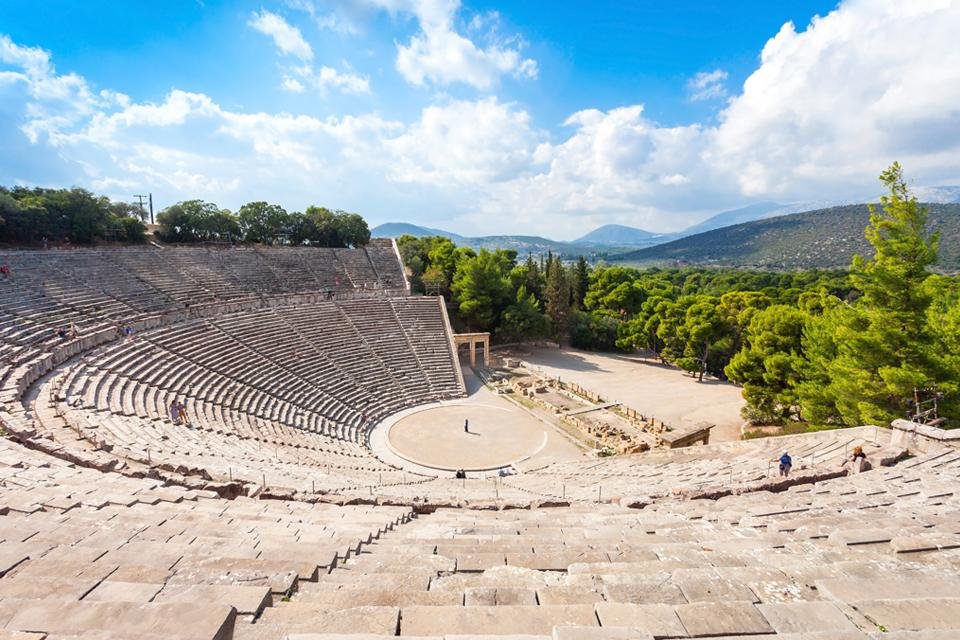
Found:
[400,605,597,636]
[553,626,654,640]
[154,584,272,616]
[259,604,400,634]
[673,575,758,603]
[890,535,960,553]
[537,586,604,605]
[816,577,960,602]
[297,587,462,607]
[506,551,609,571]
[456,552,507,572]
[6,600,236,639]
[854,598,960,631]
[594,604,686,639]
[758,601,860,634]
[674,602,773,637]
[84,580,164,603]
[602,580,687,605]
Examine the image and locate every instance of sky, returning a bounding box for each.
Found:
[1,0,959,239]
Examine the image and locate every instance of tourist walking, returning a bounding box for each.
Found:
[464,418,469,433]
[777,451,792,477]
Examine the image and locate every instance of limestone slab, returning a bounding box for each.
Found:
[758,601,860,634]
[553,627,653,640]
[674,576,758,603]
[675,602,773,637]
[260,604,400,634]
[602,580,687,605]
[816,577,960,602]
[155,583,272,616]
[537,586,604,605]
[854,598,960,631]
[594,603,686,638]
[84,580,164,603]
[6,600,236,639]
[400,605,597,636]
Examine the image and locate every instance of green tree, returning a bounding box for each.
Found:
[810,163,947,425]
[726,304,807,423]
[572,256,590,309]
[237,201,289,244]
[499,285,549,342]
[677,297,727,381]
[545,255,571,339]
[584,266,644,317]
[451,249,512,331]
[332,211,371,247]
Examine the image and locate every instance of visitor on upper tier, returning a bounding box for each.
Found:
[177,401,190,427]
[777,452,792,477]
[169,400,181,425]
[842,445,868,470]
[55,326,68,340]
[0,264,10,277]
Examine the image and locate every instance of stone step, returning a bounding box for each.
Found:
[398,605,598,636]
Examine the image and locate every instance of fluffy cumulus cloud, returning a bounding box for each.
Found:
[709,0,960,198]
[3,0,960,237]
[383,97,543,184]
[248,10,314,61]
[373,0,537,89]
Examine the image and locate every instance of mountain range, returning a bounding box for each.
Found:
[372,186,960,269]
[613,203,960,271]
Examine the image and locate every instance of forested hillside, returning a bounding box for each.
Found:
[398,164,960,429]
[616,203,960,271]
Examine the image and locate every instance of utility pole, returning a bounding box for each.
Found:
[134,194,148,222]
[134,193,155,224]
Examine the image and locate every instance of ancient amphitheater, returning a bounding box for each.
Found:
[0,240,958,639]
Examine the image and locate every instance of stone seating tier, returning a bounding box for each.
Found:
[0,431,957,638]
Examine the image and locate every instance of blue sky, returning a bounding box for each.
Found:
[1,1,959,238]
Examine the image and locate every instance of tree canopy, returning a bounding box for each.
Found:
[0,186,146,244]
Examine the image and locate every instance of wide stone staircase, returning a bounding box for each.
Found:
[237,455,960,638]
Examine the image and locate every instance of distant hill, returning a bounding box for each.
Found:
[373,222,613,257]
[371,222,466,242]
[681,202,786,236]
[574,224,666,247]
[614,203,960,271]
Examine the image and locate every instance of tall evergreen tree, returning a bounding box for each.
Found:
[545,255,571,339]
[572,256,589,309]
[805,162,947,425]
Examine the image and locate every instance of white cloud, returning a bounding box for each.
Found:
[374,0,537,89]
[708,0,960,199]
[287,64,371,95]
[281,76,305,93]
[248,10,314,61]
[687,69,728,102]
[4,0,960,238]
[383,97,543,184]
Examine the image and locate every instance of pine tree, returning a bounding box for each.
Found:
[572,256,589,309]
[807,162,945,425]
[545,255,570,340]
